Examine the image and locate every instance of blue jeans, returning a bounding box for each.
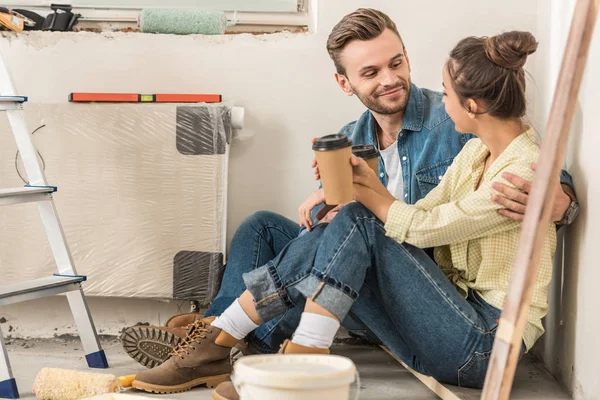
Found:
[204,210,370,353]
[203,211,303,353]
[242,203,523,388]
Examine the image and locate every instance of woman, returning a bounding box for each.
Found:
[132,31,555,397]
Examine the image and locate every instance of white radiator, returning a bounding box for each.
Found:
[0,103,234,304]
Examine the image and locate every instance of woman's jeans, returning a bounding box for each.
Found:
[241,203,524,387]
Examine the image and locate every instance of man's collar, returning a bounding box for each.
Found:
[401,83,424,132]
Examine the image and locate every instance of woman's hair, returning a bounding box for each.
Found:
[447,31,538,119]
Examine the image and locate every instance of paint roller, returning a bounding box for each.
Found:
[32,368,135,400]
[139,8,229,35]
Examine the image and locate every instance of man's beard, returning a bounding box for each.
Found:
[351,79,411,115]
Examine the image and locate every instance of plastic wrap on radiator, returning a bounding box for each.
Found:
[0,103,233,304]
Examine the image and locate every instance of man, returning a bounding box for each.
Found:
[122,8,578,372]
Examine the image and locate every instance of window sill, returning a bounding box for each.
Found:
[73,20,308,35]
[5,5,314,34]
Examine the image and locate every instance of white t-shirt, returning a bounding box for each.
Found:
[379,143,404,200]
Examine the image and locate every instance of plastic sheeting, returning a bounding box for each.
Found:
[0,103,232,304]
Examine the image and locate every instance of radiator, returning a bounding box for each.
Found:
[0,103,234,304]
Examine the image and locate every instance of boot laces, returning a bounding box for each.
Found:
[170,319,211,358]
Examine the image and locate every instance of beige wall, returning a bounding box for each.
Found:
[13,3,595,394]
[532,1,600,399]
[0,0,539,245]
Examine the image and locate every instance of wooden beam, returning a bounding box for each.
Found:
[481,0,599,399]
[380,346,463,400]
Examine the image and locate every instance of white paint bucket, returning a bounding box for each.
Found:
[85,395,175,400]
[232,354,359,400]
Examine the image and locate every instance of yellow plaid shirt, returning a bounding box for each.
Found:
[384,128,555,351]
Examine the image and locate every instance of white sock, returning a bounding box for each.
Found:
[211,299,259,340]
[291,312,340,349]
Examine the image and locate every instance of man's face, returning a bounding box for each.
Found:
[336,29,411,115]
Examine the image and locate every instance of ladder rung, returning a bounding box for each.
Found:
[0,275,85,306]
[0,96,27,111]
[0,187,55,206]
[0,95,27,103]
[0,187,55,197]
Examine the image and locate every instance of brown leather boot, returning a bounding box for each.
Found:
[165,312,203,329]
[212,340,330,400]
[132,317,238,394]
[277,340,331,355]
[120,312,203,368]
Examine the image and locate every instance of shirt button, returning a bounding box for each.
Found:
[404,194,408,198]
[439,175,443,180]
[402,156,407,161]
[380,172,384,177]
[399,132,403,137]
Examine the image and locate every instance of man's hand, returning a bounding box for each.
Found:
[316,204,344,224]
[298,189,326,231]
[491,163,571,223]
[311,137,321,181]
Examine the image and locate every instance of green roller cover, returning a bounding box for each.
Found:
[140,8,227,35]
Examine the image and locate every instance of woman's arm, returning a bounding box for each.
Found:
[353,155,534,249]
[351,140,468,222]
[383,163,534,248]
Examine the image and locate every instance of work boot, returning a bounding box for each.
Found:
[165,312,203,329]
[212,340,330,400]
[212,380,240,400]
[120,312,203,368]
[277,339,331,355]
[132,317,238,394]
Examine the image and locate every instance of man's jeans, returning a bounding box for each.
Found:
[241,203,523,387]
[203,211,303,353]
[204,210,370,353]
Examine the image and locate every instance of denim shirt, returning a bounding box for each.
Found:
[341,83,473,205]
[310,83,574,223]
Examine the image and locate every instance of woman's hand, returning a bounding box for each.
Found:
[351,155,389,199]
[351,155,396,223]
[298,189,326,231]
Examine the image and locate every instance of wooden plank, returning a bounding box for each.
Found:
[481,0,599,398]
[380,346,463,400]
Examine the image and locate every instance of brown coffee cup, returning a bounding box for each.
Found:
[352,144,379,174]
[313,134,353,205]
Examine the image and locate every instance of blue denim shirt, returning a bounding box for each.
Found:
[341,83,473,205]
[311,83,574,223]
